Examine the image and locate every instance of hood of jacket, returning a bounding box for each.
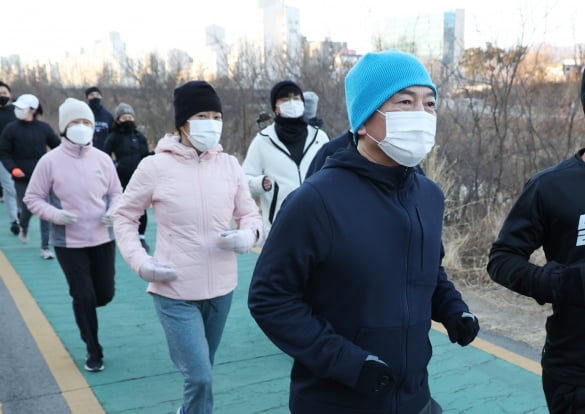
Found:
[321,146,415,193]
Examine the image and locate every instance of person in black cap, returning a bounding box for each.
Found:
[487,67,585,413]
[242,80,329,238]
[113,80,262,414]
[85,86,114,151]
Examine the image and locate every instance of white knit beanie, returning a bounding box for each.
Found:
[58,98,95,133]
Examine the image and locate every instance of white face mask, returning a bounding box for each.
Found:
[66,124,94,145]
[186,119,222,151]
[14,107,29,120]
[367,111,436,167]
[278,100,305,118]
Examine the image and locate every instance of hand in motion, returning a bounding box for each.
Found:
[354,358,394,395]
[138,258,178,283]
[11,168,25,178]
[101,209,115,226]
[557,263,585,306]
[217,229,257,254]
[444,312,480,346]
[54,210,78,225]
[262,176,273,191]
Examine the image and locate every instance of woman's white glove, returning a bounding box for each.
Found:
[138,258,178,283]
[54,209,78,225]
[101,208,116,226]
[216,229,256,254]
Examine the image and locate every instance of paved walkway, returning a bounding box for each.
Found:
[0,211,549,413]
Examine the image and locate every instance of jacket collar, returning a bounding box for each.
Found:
[60,137,93,157]
[323,147,415,191]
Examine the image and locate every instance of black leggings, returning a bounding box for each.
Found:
[55,241,116,358]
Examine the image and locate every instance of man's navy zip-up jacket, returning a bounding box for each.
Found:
[249,148,469,414]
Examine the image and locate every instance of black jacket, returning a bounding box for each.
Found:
[488,149,585,385]
[0,104,16,134]
[91,105,114,151]
[103,128,149,187]
[306,131,352,177]
[0,119,60,181]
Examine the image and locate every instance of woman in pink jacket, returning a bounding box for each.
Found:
[113,81,262,414]
[24,98,123,372]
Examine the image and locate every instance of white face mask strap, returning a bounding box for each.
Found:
[365,131,382,146]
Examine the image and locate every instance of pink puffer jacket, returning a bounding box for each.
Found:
[113,134,262,301]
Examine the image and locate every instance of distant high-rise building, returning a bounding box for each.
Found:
[381,9,465,65]
[206,25,229,79]
[259,0,302,75]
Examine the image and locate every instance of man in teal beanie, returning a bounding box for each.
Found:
[249,49,479,414]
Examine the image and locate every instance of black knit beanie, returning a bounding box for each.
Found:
[270,80,304,111]
[173,81,222,129]
[85,86,101,97]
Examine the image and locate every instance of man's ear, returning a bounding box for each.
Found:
[353,126,366,145]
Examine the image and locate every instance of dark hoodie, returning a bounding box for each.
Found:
[103,125,149,187]
[249,147,469,414]
[89,103,114,151]
[0,103,16,133]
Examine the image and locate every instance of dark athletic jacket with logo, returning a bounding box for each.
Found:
[249,147,469,414]
[488,149,585,385]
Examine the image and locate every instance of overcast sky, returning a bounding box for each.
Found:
[3,0,582,60]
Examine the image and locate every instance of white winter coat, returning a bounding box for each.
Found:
[242,123,328,235]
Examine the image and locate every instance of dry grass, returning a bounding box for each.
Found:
[422,148,533,285]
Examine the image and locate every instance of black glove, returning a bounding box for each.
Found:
[557,264,585,306]
[444,312,479,346]
[354,359,393,395]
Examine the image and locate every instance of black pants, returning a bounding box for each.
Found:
[543,373,585,413]
[14,180,50,248]
[55,241,116,358]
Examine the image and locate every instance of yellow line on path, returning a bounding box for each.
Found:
[432,321,541,375]
[0,251,105,414]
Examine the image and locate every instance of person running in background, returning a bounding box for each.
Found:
[242,80,328,238]
[85,86,114,151]
[104,102,151,252]
[24,97,122,372]
[0,81,20,235]
[0,93,60,259]
[302,90,324,128]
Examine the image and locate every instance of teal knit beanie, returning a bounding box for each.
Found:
[344,49,437,133]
